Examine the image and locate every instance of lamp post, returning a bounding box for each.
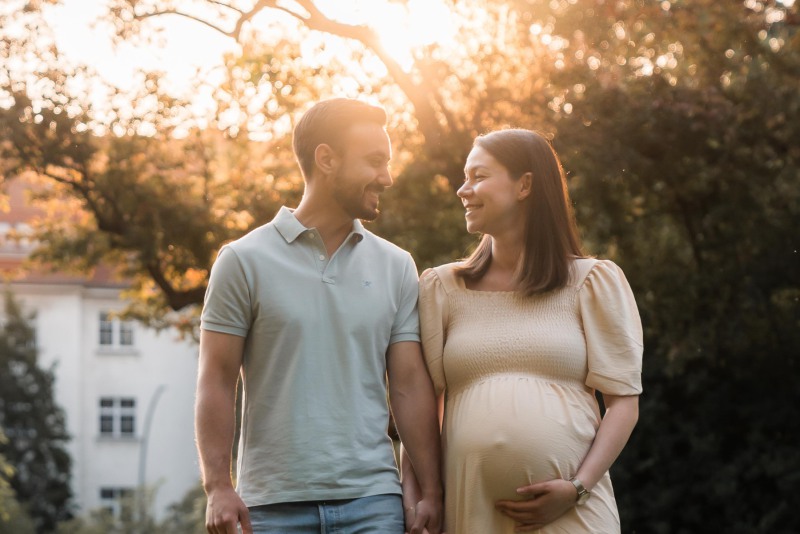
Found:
[137,384,166,528]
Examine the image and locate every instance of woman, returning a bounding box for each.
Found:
[403,129,642,533]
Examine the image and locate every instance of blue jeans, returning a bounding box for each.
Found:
[247,493,404,534]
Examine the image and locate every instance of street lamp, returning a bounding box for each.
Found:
[137,384,166,528]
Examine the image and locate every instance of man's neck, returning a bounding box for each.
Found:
[293,195,355,257]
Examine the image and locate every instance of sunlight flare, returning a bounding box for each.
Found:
[336,0,458,70]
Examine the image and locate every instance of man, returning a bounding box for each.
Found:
[196,98,443,534]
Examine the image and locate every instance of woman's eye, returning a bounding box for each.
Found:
[463,173,487,183]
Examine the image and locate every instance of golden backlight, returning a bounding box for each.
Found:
[356,0,458,69]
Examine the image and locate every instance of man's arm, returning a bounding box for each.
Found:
[196,329,252,534]
[399,390,444,532]
[387,340,443,534]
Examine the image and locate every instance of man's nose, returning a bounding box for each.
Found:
[378,166,393,188]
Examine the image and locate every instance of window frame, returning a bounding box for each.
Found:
[99,487,134,519]
[97,311,137,354]
[98,397,137,439]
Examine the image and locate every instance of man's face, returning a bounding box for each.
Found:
[331,122,393,221]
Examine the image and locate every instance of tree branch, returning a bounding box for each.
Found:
[46,167,207,310]
[134,9,235,38]
[207,0,243,15]
[145,260,207,310]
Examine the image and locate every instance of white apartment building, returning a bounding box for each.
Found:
[1,179,201,521]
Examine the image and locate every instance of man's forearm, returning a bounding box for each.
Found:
[195,381,238,493]
[391,375,443,497]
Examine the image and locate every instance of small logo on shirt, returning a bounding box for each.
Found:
[362,280,372,288]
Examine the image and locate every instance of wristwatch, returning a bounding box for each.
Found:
[569,477,590,505]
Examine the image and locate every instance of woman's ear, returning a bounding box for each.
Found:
[315,144,340,176]
[518,172,533,200]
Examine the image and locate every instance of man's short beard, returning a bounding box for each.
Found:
[333,172,382,221]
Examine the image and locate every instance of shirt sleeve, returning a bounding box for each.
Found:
[578,260,643,395]
[200,245,252,337]
[419,268,448,396]
[389,252,421,345]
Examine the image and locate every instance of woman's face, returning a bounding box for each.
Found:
[458,146,527,236]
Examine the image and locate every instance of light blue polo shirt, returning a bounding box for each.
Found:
[201,206,420,507]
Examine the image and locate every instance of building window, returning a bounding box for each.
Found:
[119,320,134,346]
[99,313,113,345]
[99,487,134,519]
[99,397,136,438]
[99,398,114,434]
[98,312,135,349]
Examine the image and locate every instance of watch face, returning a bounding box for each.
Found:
[570,478,590,505]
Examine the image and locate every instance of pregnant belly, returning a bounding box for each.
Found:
[443,376,598,501]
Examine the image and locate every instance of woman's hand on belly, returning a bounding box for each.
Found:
[494,478,576,531]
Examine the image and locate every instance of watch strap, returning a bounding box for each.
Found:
[569,477,590,505]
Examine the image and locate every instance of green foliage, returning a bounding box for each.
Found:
[56,492,148,534]
[57,483,206,534]
[0,292,73,532]
[374,163,474,270]
[0,430,36,534]
[157,484,206,534]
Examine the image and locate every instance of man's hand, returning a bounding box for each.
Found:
[494,479,576,532]
[205,486,252,534]
[405,495,443,534]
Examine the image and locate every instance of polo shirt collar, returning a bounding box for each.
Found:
[350,219,366,242]
[274,206,366,244]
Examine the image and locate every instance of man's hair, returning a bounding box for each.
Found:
[457,128,585,295]
[292,98,387,180]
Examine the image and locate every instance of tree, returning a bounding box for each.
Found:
[0,292,73,532]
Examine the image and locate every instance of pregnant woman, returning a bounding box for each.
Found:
[403,129,643,533]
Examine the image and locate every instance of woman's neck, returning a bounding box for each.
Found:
[465,233,523,292]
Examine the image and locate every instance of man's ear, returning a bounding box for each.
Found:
[315,144,340,175]
[518,172,533,200]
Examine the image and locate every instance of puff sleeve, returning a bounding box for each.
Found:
[578,260,643,395]
[419,268,448,396]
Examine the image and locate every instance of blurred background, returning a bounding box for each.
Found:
[0,0,798,532]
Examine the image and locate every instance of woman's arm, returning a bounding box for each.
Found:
[572,393,639,490]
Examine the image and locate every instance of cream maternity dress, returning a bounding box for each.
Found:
[419,259,643,534]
